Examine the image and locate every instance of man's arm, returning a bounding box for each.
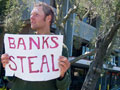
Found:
[56,44,71,90]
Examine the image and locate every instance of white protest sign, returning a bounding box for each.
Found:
[4,34,63,81]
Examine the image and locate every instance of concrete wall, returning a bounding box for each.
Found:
[73,20,97,41]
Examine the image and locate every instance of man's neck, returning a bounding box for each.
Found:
[36,27,50,35]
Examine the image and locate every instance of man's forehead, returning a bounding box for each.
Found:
[31,7,43,14]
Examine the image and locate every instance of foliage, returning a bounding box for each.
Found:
[74,0,120,53]
[92,0,119,31]
[93,0,120,57]
[0,0,9,17]
[4,0,28,34]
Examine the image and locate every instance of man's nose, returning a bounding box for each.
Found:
[30,15,34,20]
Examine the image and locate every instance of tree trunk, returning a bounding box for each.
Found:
[81,22,120,90]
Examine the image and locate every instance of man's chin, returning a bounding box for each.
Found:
[31,26,37,30]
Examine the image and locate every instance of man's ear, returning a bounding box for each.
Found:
[46,15,52,24]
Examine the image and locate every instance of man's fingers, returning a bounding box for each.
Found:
[1,59,9,64]
[58,57,70,67]
[1,54,9,68]
[59,61,67,70]
[1,59,9,68]
[1,54,9,60]
[58,56,70,78]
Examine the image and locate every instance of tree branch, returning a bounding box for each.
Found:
[62,5,78,24]
[104,21,120,46]
[70,49,96,64]
[82,9,90,20]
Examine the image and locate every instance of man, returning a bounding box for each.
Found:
[1,2,71,90]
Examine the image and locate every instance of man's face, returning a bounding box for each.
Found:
[30,6,47,30]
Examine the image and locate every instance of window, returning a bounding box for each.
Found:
[82,46,94,60]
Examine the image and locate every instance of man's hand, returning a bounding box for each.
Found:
[1,54,9,68]
[58,56,70,78]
